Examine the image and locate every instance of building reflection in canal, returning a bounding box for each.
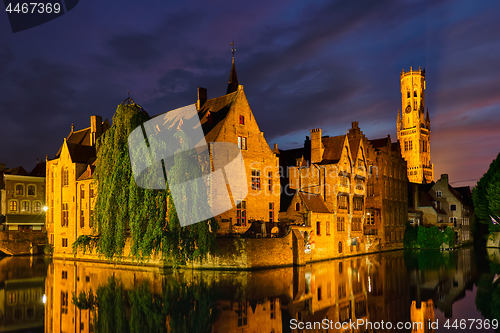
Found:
[0,256,47,332]
[40,248,487,333]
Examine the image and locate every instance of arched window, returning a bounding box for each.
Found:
[414,88,417,97]
[15,184,24,196]
[295,202,300,211]
[9,201,18,212]
[28,185,36,196]
[21,201,30,213]
[338,241,343,253]
[33,201,42,213]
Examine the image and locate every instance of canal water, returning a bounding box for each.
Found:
[0,247,499,332]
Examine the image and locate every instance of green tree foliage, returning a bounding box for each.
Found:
[73,101,218,264]
[473,152,500,232]
[404,225,454,249]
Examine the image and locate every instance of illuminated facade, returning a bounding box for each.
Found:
[397,67,433,184]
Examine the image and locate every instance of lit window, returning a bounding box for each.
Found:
[9,201,18,212]
[238,136,247,150]
[81,185,85,199]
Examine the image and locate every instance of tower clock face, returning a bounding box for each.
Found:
[405,105,411,114]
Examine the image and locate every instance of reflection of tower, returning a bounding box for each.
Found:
[410,300,435,333]
[397,67,433,184]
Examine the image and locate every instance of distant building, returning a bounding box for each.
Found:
[0,163,46,232]
[408,174,474,245]
[397,66,433,184]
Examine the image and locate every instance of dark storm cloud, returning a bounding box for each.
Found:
[1,0,499,186]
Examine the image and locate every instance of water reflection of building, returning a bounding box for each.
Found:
[366,252,411,333]
[44,259,164,333]
[410,300,435,333]
[408,248,476,321]
[43,250,469,333]
[0,256,47,332]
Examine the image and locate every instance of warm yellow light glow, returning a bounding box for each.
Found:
[43,206,49,212]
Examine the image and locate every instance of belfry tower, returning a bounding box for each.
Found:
[397,66,433,184]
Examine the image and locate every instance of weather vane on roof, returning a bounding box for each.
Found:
[231,41,236,57]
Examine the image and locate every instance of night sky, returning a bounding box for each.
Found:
[1,0,500,187]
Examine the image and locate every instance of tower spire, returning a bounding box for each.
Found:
[226,41,239,94]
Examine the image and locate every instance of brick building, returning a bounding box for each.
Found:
[0,164,46,232]
[347,122,408,251]
[45,116,109,255]
[279,127,368,260]
[193,65,280,234]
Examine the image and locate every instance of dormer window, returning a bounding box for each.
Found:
[239,115,245,125]
[436,191,442,198]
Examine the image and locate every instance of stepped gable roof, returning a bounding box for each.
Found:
[197,90,239,143]
[299,192,331,214]
[30,162,46,177]
[320,135,345,164]
[280,188,296,213]
[4,166,29,175]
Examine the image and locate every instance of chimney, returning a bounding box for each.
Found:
[440,174,449,184]
[273,143,279,154]
[352,121,359,129]
[310,128,324,164]
[91,115,103,146]
[197,87,207,110]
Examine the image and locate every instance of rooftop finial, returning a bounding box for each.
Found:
[227,41,239,94]
[231,41,236,57]
[71,123,74,132]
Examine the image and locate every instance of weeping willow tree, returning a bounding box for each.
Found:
[73,100,217,264]
[72,276,220,333]
[473,152,500,232]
